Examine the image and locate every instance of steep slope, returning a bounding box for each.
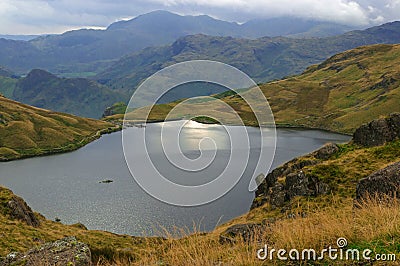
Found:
[0,95,117,161]
[96,21,400,92]
[8,69,126,118]
[259,44,400,133]
[118,44,400,134]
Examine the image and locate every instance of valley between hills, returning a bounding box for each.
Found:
[0,42,399,265]
[0,11,399,266]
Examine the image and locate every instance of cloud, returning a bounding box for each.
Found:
[0,0,399,34]
[150,0,387,25]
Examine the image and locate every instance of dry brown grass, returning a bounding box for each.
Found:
[92,196,400,265]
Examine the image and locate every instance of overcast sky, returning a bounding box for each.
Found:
[0,0,399,34]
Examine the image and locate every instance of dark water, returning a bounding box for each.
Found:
[0,122,350,236]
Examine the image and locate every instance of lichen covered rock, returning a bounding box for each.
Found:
[0,236,92,266]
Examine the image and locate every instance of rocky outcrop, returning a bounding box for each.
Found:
[353,113,400,147]
[252,145,335,209]
[3,189,40,227]
[356,162,400,201]
[0,237,92,266]
[7,196,40,227]
[285,171,330,200]
[253,112,400,210]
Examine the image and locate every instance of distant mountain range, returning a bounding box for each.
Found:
[0,11,357,75]
[0,14,399,119]
[0,21,399,118]
[119,43,400,134]
[96,21,400,92]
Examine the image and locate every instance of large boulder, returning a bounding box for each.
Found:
[353,113,400,147]
[0,237,92,266]
[356,162,400,201]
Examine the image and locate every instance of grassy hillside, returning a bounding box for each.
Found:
[116,44,400,134]
[0,95,117,161]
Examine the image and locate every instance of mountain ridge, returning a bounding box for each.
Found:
[96,21,400,92]
[0,11,360,75]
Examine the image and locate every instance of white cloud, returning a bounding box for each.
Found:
[150,0,374,25]
[0,0,399,34]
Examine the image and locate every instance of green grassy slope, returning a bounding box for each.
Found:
[117,44,400,134]
[257,44,400,133]
[0,95,117,161]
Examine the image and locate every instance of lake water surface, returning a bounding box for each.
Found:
[0,121,350,236]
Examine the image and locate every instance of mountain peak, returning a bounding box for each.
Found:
[107,10,181,30]
[107,10,237,31]
[26,69,57,80]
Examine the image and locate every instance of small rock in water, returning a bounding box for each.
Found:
[99,179,114,184]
